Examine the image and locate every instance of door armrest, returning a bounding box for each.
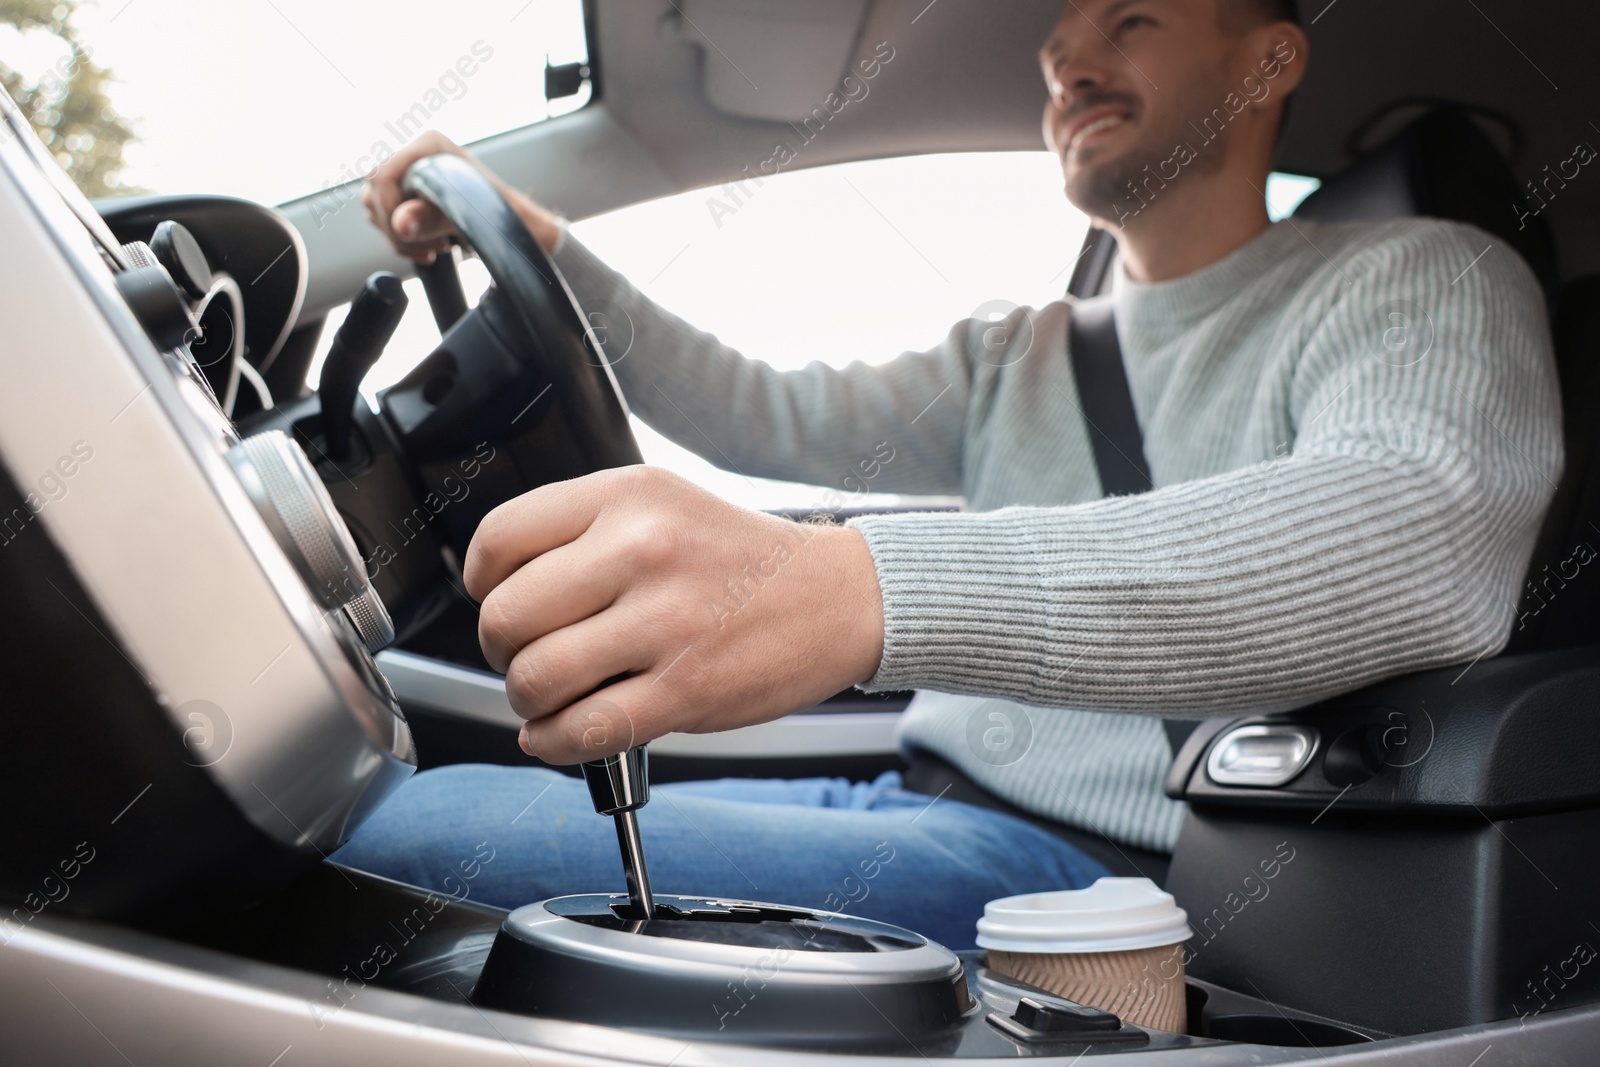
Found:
[1166,646,1600,817]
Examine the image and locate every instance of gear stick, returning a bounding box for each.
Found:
[318,271,408,462]
[579,746,656,919]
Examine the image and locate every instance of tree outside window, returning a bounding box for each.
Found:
[1,0,139,197]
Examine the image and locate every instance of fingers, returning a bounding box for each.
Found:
[359,129,467,261]
[463,473,629,602]
[477,540,628,673]
[520,673,669,764]
[502,613,652,746]
[389,202,453,264]
[391,200,451,244]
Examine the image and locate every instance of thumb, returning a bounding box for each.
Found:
[392,199,430,240]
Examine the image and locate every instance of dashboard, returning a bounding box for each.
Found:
[0,86,414,919]
[98,193,309,421]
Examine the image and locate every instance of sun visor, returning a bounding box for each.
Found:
[668,0,872,121]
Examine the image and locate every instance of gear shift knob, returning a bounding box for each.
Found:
[580,746,656,919]
[580,746,649,814]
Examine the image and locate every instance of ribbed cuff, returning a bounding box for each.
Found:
[848,509,1054,694]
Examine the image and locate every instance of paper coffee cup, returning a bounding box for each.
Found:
[976,877,1191,1033]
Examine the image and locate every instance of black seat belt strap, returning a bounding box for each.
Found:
[1067,296,1198,755]
[1067,297,1154,496]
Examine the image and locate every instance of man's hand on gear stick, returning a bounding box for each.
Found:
[464,468,886,764]
[361,136,887,765]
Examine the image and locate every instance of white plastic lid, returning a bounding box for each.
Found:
[975,877,1191,954]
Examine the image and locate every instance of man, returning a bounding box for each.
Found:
[335,0,1561,951]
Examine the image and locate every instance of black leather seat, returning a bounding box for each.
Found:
[1508,273,1600,651]
[1292,104,1559,302]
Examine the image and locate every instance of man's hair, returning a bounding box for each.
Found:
[1221,0,1300,32]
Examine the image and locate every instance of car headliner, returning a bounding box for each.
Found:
[287,0,1600,315]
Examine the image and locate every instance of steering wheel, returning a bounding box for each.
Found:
[397,153,643,474]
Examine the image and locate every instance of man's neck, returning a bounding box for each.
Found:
[1109,177,1274,283]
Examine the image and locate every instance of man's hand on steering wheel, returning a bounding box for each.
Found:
[361,130,562,263]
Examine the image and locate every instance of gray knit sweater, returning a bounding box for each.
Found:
[551,217,1562,853]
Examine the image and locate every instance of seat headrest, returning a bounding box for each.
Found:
[1293,106,1558,298]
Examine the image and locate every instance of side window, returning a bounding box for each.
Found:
[567,157,1316,510]
[569,151,1092,510]
[1266,173,1320,220]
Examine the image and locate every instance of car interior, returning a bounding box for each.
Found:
[2,0,1598,1063]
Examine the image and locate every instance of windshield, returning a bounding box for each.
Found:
[0,0,589,204]
[308,154,1318,512]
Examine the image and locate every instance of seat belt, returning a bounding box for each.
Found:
[1066,297,1153,496]
[1067,296,1199,756]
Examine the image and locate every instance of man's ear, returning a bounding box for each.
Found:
[1254,20,1310,96]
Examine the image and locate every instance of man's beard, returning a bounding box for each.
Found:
[1064,98,1231,224]
[1067,147,1161,222]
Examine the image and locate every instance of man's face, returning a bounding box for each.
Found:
[1040,0,1251,221]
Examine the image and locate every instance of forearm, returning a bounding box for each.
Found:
[549,229,970,496]
[849,446,1552,712]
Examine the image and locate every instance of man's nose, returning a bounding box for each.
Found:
[1048,48,1111,108]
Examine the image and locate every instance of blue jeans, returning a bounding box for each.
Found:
[332,767,1110,951]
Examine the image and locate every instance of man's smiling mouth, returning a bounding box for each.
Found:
[1071,113,1128,149]
[1060,104,1137,154]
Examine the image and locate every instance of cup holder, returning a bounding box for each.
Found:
[1206,1013,1373,1047]
[1184,979,1377,1047]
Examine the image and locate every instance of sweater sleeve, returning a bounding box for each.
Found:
[848,225,1565,713]
[551,226,975,497]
